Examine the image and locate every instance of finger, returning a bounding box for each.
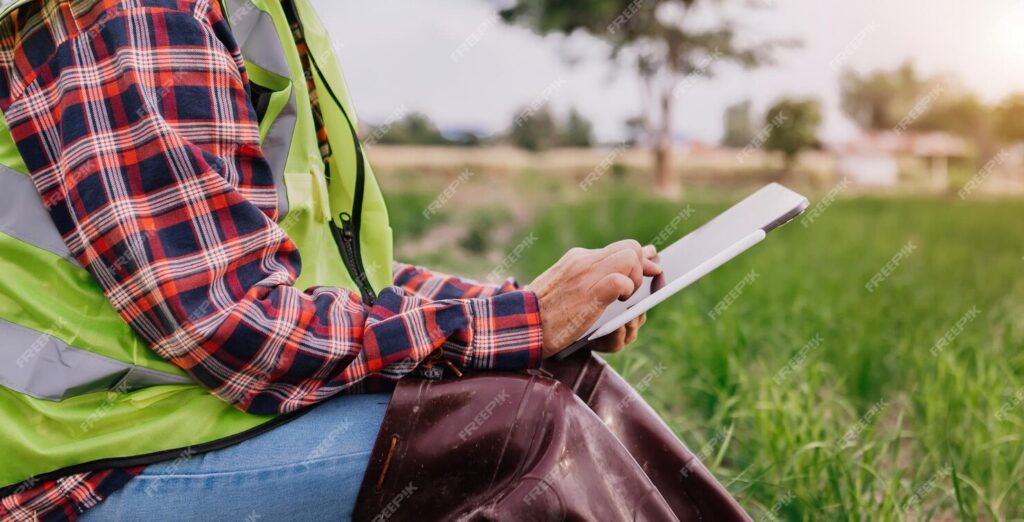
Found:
[591,327,628,353]
[625,315,644,330]
[642,245,663,275]
[610,327,628,352]
[624,325,639,345]
[642,257,662,276]
[601,239,643,257]
[603,248,645,290]
[638,313,647,326]
[623,317,642,344]
[593,273,636,304]
[599,240,644,272]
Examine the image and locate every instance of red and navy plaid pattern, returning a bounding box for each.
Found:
[1,468,143,522]
[0,263,539,522]
[0,0,543,519]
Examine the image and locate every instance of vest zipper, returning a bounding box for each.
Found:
[313,57,377,306]
[282,0,377,305]
[329,211,376,305]
[317,66,377,305]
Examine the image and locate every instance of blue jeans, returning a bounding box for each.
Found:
[81,393,391,521]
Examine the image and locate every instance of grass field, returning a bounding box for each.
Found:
[383,174,1024,520]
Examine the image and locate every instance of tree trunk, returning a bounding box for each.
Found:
[653,89,680,197]
[783,153,796,176]
[640,73,655,147]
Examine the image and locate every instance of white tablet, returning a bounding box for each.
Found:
[553,183,809,360]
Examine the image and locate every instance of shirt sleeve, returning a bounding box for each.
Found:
[0,1,542,415]
[392,262,523,300]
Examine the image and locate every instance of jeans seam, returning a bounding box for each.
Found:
[136,450,374,478]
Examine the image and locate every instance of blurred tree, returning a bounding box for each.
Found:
[915,93,988,137]
[562,108,595,147]
[376,112,450,145]
[500,0,792,195]
[994,93,1024,143]
[763,98,821,172]
[839,61,931,131]
[509,104,561,151]
[721,99,755,148]
[915,92,994,158]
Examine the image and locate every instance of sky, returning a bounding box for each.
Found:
[310,0,1024,145]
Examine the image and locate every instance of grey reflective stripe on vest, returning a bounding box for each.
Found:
[226,0,296,219]
[0,164,78,265]
[0,318,192,402]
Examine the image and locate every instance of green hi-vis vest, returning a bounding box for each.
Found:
[0,0,393,493]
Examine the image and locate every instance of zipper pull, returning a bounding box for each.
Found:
[338,212,355,239]
[331,212,377,305]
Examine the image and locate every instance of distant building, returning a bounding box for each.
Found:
[834,131,968,187]
[959,145,1024,197]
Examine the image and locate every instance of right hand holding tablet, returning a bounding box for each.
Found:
[527,240,662,359]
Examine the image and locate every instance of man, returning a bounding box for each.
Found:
[0,0,745,520]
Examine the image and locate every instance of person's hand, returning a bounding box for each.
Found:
[527,240,662,359]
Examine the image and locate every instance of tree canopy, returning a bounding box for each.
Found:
[500,0,793,191]
[763,98,821,169]
[839,62,930,131]
[995,93,1024,143]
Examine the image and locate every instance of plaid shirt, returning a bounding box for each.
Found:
[0,0,544,520]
